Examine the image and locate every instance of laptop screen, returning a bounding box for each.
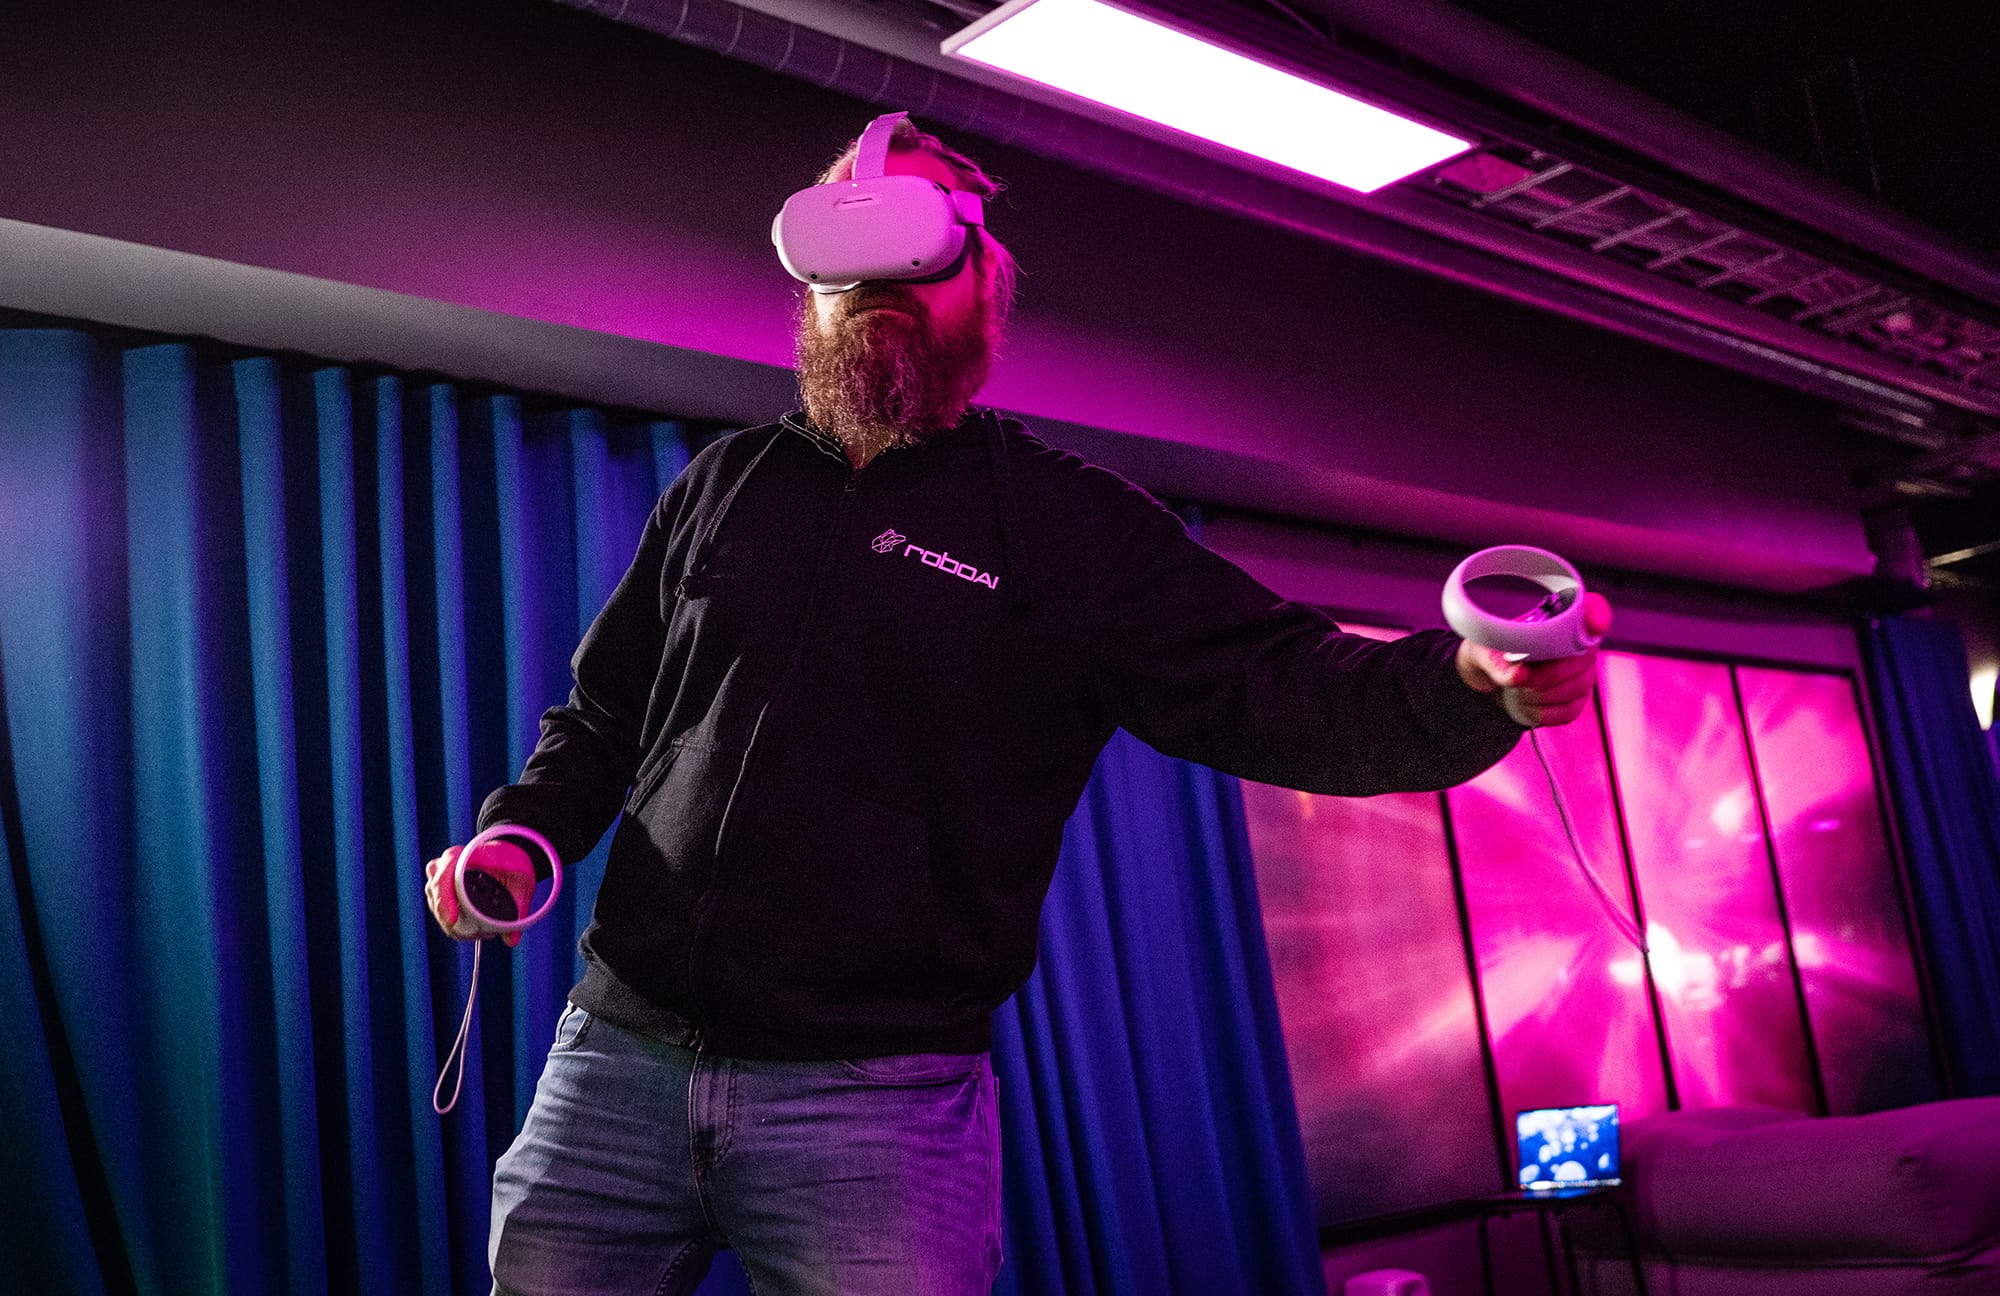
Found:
[1515,1103,1621,1192]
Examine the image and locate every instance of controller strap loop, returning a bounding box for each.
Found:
[433,941,482,1115]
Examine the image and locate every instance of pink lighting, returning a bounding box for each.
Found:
[1243,776,1497,1224]
[1448,712,1671,1127]
[1248,633,1938,1227]
[942,0,1474,194]
[1737,667,1940,1112]
[1600,653,1819,1113]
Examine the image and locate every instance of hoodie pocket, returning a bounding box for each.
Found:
[589,741,740,1005]
[627,739,683,818]
[706,786,943,1026]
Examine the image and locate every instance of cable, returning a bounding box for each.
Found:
[1529,728,1649,953]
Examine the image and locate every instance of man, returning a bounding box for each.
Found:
[425,115,1609,1295]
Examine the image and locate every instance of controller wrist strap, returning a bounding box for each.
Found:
[433,941,483,1116]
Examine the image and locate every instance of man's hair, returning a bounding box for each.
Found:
[816,118,1019,323]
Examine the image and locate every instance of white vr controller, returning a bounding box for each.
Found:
[1442,545,1600,661]
[452,822,562,936]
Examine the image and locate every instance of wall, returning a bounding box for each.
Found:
[0,0,1894,599]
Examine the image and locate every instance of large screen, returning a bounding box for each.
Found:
[1242,628,1935,1227]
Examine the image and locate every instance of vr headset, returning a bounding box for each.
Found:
[773,111,986,294]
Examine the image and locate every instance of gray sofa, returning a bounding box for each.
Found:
[1572,1097,2000,1294]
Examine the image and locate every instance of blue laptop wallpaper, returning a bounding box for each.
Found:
[1516,1103,1622,1192]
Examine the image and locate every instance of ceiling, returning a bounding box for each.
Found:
[566,0,2000,595]
[1440,0,1999,251]
[1433,0,2000,592]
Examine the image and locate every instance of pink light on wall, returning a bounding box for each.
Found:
[1600,653,1820,1113]
[1242,779,1497,1224]
[1242,623,1499,1223]
[1737,666,1940,1113]
[1447,709,1671,1125]
[943,0,1473,194]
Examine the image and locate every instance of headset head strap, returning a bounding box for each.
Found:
[853,111,908,180]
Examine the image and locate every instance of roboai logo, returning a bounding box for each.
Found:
[870,527,999,591]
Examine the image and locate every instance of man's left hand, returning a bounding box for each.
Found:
[1455,592,1612,728]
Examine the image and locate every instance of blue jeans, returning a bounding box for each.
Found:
[489,1004,1003,1295]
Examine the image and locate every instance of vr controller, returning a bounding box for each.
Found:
[451,822,562,935]
[433,824,562,1116]
[1442,545,1601,662]
[772,110,986,293]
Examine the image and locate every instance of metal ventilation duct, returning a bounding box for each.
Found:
[557,0,2000,479]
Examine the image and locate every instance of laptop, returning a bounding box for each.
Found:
[1515,1103,1622,1196]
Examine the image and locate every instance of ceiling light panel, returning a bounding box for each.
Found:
[943,0,1473,193]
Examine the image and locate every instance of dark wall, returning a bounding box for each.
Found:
[0,0,1887,590]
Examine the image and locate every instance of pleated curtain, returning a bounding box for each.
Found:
[1861,615,2000,1097]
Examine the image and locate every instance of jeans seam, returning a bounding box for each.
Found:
[653,1239,707,1296]
[983,1058,1003,1279]
[687,1055,721,1235]
[713,1059,737,1169]
[836,1055,984,1085]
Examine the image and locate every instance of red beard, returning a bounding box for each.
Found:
[795,283,997,458]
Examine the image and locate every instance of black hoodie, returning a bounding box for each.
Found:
[477,409,1523,1059]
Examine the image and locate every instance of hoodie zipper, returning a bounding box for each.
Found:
[681,453,870,1028]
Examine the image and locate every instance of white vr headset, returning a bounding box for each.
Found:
[772,111,986,294]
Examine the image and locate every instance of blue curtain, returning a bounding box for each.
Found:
[1861,616,2000,1097]
[0,324,1320,1294]
[992,729,1322,1294]
[0,327,690,1295]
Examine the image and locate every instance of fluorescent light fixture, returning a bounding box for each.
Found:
[943,0,1472,193]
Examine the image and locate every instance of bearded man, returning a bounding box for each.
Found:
[425,115,1609,1296]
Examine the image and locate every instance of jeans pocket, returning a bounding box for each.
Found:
[837,1050,986,1085]
[550,1003,594,1054]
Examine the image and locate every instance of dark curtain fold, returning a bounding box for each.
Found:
[1861,616,2000,1097]
[1,324,1321,1294]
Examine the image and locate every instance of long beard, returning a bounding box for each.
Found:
[795,285,996,457]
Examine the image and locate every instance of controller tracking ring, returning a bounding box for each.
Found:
[452,823,562,934]
[1442,545,1601,662]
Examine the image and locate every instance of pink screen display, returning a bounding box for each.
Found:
[1242,626,1934,1226]
[1446,710,1672,1125]
[1241,779,1500,1222]
[1736,666,1939,1112]
[1599,652,1818,1112]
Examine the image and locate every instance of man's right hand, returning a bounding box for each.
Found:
[424,840,538,948]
